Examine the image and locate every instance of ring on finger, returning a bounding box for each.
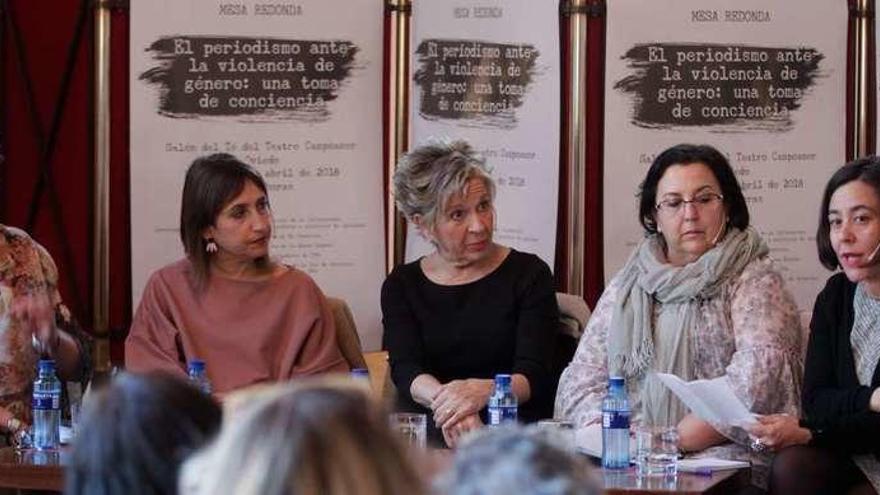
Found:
[750,438,767,453]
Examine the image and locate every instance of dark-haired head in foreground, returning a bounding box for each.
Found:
[66,372,221,495]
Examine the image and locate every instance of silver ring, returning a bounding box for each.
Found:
[750,438,767,453]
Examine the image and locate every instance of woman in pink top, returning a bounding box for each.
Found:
[125,154,347,394]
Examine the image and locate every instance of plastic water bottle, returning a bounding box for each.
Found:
[32,359,61,450]
[187,359,212,395]
[602,376,631,469]
[487,374,518,426]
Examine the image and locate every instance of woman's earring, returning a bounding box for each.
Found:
[205,239,218,253]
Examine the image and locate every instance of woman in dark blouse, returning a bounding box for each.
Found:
[758,158,880,494]
[382,139,559,447]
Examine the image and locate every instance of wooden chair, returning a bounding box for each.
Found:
[326,296,367,370]
[364,350,396,404]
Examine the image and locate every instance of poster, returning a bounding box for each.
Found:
[130,0,386,349]
[604,0,846,318]
[407,0,560,268]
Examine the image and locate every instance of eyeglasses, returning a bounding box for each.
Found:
[655,192,723,215]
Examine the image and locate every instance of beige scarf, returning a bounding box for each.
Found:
[607,227,768,426]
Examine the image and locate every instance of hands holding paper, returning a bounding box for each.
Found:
[745,414,812,452]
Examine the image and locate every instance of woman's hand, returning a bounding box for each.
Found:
[677,413,726,452]
[11,290,58,356]
[431,379,493,428]
[441,413,483,448]
[870,388,880,413]
[11,290,81,379]
[746,414,811,452]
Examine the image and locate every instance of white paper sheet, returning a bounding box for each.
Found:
[575,423,635,458]
[677,458,750,473]
[656,373,757,427]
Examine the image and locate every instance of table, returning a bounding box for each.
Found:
[602,467,750,495]
[0,447,66,492]
[425,446,749,494]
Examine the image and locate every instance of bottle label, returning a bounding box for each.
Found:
[488,405,517,425]
[32,392,60,410]
[602,410,630,429]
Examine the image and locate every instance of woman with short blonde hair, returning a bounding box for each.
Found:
[384,138,559,447]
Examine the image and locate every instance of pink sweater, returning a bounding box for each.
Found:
[125,259,348,393]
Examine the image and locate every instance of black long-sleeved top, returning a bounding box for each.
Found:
[803,272,880,454]
[381,249,559,434]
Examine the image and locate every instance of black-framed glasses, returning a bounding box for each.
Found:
[655,192,723,215]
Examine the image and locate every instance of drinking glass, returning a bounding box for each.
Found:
[634,426,679,477]
[389,413,427,448]
[536,419,576,452]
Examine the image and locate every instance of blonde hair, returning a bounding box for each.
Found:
[392,138,495,231]
[180,377,423,495]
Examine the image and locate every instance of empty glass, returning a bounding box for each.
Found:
[536,419,576,452]
[389,413,426,448]
[634,426,679,477]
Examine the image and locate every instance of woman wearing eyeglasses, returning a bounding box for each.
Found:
[555,144,803,481]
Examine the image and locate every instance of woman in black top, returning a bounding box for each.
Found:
[382,139,558,447]
[758,158,880,494]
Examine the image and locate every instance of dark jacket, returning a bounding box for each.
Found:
[803,273,880,454]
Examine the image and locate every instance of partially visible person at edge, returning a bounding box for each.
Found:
[382,138,559,448]
[0,225,90,443]
[66,371,221,495]
[554,143,803,488]
[125,153,347,396]
[757,157,880,495]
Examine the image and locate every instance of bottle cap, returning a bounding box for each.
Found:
[494,374,512,386]
[608,376,625,387]
[188,359,206,372]
[37,359,56,372]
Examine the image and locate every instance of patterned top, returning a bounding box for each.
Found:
[849,283,880,490]
[0,226,89,424]
[555,256,803,476]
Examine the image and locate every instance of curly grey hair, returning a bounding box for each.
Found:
[392,139,495,230]
[436,426,601,495]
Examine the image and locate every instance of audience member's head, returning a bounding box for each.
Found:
[180,378,423,495]
[437,426,601,495]
[66,371,221,495]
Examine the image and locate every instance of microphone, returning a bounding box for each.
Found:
[710,215,727,246]
[867,238,880,264]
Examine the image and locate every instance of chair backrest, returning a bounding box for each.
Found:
[326,296,367,370]
[551,293,592,408]
[556,292,591,340]
[363,350,396,403]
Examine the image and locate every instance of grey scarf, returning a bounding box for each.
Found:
[607,227,768,426]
